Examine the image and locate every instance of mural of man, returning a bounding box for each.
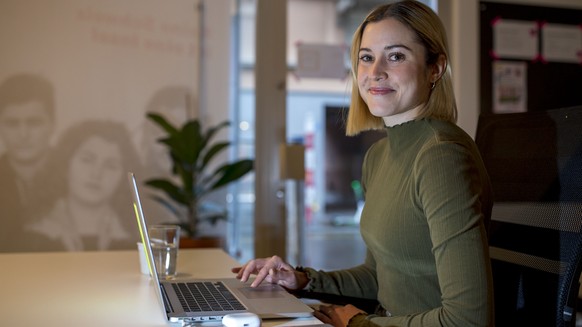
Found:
[0,73,56,252]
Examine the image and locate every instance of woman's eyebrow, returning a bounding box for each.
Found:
[384,44,411,51]
[359,44,412,53]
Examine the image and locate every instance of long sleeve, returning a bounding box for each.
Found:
[301,249,378,299]
[354,119,493,327]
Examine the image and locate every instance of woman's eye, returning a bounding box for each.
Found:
[359,54,373,62]
[388,52,405,62]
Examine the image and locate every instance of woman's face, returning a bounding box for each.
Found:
[357,18,433,127]
[68,135,123,206]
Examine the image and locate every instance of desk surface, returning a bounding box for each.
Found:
[0,249,322,327]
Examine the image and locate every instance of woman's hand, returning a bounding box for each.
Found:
[314,304,365,327]
[231,255,308,289]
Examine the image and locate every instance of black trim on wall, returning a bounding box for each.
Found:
[479,1,582,115]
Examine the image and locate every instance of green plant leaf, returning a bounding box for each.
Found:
[144,114,254,238]
[201,212,228,225]
[179,120,204,164]
[147,112,179,136]
[209,159,254,191]
[145,179,190,206]
[204,121,230,145]
[202,141,230,168]
[174,163,194,197]
[199,121,230,171]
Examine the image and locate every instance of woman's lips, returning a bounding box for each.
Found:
[83,180,102,192]
[368,87,393,95]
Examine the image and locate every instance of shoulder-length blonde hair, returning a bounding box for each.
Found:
[346,0,457,136]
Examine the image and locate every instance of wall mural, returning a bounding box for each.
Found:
[0,0,200,252]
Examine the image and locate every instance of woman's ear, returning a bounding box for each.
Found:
[431,54,447,84]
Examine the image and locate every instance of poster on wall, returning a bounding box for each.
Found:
[480,1,582,115]
[0,0,200,253]
[491,18,539,60]
[492,61,527,114]
[541,23,582,64]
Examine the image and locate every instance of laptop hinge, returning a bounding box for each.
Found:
[160,283,175,314]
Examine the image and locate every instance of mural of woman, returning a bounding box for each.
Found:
[27,120,142,251]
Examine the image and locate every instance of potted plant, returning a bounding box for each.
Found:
[144,112,254,247]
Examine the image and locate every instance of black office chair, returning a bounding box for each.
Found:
[475,106,582,327]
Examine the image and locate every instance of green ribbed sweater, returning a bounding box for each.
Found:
[303,119,494,327]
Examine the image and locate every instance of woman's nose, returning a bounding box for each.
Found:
[371,60,387,80]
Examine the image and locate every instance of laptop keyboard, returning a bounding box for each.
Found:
[172,281,246,312]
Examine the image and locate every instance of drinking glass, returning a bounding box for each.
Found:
[148,225,180,279]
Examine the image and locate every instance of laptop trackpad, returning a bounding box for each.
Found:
[239,285,286,299]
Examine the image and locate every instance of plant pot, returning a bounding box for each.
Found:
[179,236,223,249]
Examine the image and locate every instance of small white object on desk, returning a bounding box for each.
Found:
[222,313,261,327]
[137,241,150,275]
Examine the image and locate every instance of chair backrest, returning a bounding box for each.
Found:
[475,106,582,327]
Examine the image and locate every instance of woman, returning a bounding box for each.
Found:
[232,1,494,326]
[28,120,142,251]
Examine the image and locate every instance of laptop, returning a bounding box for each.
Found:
[127,172,314,324]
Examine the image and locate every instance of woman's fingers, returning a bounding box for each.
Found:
[251,256,283,286]
[232,258,267,282]
[314,304,365,327]
[313,305,333,325]
[232,256,293,287]
[251,266,272,287]
[239,260,261,282]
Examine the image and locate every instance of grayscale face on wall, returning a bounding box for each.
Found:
[67,135,124,206]
[0,100,53,164]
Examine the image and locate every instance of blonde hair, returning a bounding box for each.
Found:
[346,0,457,136]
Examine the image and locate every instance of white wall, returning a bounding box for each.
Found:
[0,0,201,142]
[199,0,233,127]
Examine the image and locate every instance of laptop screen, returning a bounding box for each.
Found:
[127,172,167,313]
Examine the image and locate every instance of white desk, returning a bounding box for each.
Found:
[0,249,323,327]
